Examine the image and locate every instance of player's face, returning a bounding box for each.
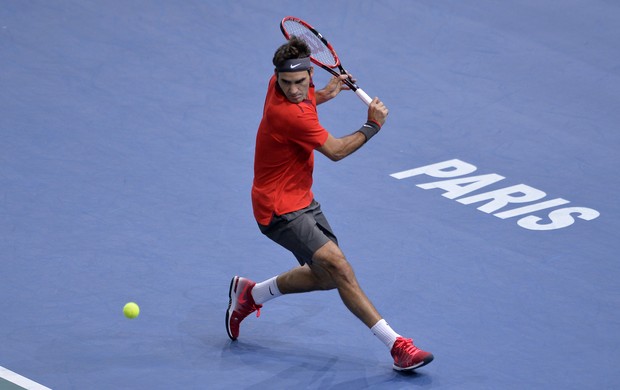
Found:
[277,69,313,103]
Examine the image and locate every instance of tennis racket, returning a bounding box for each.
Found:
[280,16,373,106]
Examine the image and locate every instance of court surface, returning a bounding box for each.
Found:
[1,1,619,389]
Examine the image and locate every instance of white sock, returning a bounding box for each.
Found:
[251,276,282,305]
[371,319,401,349]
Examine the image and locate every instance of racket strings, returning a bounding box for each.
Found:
[282,21,337,67]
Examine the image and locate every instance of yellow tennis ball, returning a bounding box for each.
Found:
[123,302,140,319]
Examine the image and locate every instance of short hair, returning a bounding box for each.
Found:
[272,36,311,68]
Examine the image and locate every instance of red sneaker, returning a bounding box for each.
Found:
[226,276,262,340]
[391,337,434,371]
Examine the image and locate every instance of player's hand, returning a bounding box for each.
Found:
[368,97,388,127]
[316,73,352,104]
[338,72,356,91]
[325,73,351,94]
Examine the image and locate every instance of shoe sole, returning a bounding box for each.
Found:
[393,353,434,371]
[225,276,239,340]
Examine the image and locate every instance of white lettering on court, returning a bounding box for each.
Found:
[390,159,600,231]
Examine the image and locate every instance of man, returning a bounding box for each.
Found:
[226,36,433,371]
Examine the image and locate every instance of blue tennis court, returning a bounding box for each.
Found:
[1,1,618,389]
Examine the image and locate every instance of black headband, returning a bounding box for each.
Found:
[276,57,312,72]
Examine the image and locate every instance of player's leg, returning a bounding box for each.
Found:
[225,265,323,341]
[274,263,334,293]
[294,240,434,370]
[306,240,381,328]
[310,242,434,370]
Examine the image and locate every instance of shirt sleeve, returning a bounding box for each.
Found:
[287,101,329,151]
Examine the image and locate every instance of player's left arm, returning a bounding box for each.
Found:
[316,97,388,161]
[317,132,366,161]
[315,73,353,105]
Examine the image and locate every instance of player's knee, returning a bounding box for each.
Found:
[308,265,337,291]
[312,241,359,285]
[321,254,355,286]
[331,258,356,285]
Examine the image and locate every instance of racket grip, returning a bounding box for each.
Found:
[355,88,372,106]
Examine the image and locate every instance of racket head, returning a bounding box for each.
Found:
[280,16,341,69]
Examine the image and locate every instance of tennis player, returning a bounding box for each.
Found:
[226,36,433,371]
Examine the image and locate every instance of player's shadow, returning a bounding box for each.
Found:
[221,339,433,389]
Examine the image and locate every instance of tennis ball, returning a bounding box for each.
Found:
[123,302,140,319]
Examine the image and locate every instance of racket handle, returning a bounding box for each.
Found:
[355,88,372,106]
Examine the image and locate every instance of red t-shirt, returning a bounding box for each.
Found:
[251,75,329,225]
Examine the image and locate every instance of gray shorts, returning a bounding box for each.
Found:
[258,200,338,265]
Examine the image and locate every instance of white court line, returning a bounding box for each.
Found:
[0,366,51,390]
